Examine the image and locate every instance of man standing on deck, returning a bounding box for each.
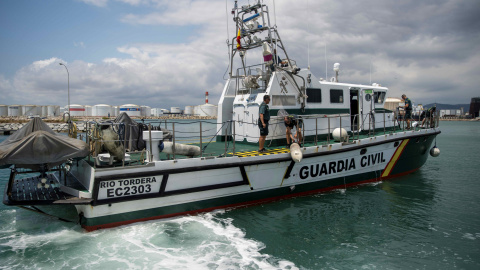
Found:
[258,95,270,153]
[401,94,412,129]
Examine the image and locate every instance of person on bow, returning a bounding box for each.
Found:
[284,114,303,148]
[401,94,413,129]
[258,95,270,153]
[421,106,436,128]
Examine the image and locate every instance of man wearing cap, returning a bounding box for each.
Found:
[401,94,412,129]
[258,95,270,153]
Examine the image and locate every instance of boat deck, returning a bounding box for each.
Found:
[4,172,92,206]
[180,126,434,159]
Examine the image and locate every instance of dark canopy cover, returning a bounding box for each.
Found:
[112,113,146,151]
[0,118,89,168]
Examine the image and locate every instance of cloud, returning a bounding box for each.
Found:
[2,0,480,108]
[78,0,109,7]
[74,42,86,48]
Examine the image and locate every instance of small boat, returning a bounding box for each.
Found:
[1,0,440,231]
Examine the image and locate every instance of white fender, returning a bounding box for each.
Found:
[161,142,201,157]
[290,143,303,163]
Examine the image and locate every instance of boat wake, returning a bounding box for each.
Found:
[0,209,298,269]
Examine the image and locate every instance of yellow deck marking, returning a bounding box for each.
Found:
[230,148,290,157]
[381,139,410,177]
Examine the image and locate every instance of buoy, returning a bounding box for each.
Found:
[430,147,440,157]
[290,143,303,163]
[332,128,348,142]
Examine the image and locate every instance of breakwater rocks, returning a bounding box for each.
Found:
[1,123,76,133]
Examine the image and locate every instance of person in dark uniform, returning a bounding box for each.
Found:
[284,114,303,147]
[258,95,270,153]
[421,106,436,127]
[401,94,412,129]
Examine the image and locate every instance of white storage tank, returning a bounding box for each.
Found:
[151,108,163,117]
[0,105,7,116]
[68,104,86,117]
[8,105,23,116]
[113,106,119,117]
[456,109,461,116]
[39,106,48,117]
[184,106,194,115]
[47,105,60,117]
[120,104,141,117]
[85,105,93,117]
[197,104,217,117]
[141,106,152,117]
[23,105,38,116]
[170,107,182,114]
[93,104,112,117]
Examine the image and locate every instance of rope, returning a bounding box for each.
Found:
[202,121,227,152]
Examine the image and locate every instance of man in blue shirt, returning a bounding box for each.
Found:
[401,94,412,129]
[258,95,270,153]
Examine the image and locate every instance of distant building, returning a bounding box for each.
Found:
[469,97,480,118]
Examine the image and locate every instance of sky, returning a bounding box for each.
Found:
[1,0,479,109]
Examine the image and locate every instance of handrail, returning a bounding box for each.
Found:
[82,109,437,164]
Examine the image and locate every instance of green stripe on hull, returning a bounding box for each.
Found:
[390,134,436,176]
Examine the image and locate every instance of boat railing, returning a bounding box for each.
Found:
[234,63,269,95]
[80,110,439,164]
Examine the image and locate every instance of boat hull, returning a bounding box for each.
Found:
[78,131,439,231]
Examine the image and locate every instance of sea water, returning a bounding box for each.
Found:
[0,121,479,269]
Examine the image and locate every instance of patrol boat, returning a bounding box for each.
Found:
[1,0,441,231]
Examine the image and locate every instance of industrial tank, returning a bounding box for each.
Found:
[151,108,163,117]
[39,106,48,117]
[197,104,217,117]
[8,105,23,117]
[119,104,141,117]
[184,106,194,115]
[84,105,92,117]
[170,107,182,114]
[93,104,112,117]
[68,104,86,117]
[0,105,7,116]
[113,106,119,117]
[47,105,60,117]
[23,105,38,116]
[141,106,152,117]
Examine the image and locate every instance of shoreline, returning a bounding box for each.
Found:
[0,115,217,134]
[0,115,216,124]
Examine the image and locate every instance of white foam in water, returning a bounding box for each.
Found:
[0,209,297,269]
[44,211,298,269]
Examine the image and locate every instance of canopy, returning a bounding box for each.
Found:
[0,118,89,169]
[113,113,146,151]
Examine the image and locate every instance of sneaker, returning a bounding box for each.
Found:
[259,148,267,153]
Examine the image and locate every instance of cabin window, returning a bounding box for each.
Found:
[330,89,344,103]
[306,88,322,103]
[374,92,386,104]
[272,95,296,106]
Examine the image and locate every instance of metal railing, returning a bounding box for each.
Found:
[81,111,439,165]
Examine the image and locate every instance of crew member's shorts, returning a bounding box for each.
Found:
[297,118,303,129]
[420,111,426,120]
[259,120,269,136]
[405,110,412,119]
